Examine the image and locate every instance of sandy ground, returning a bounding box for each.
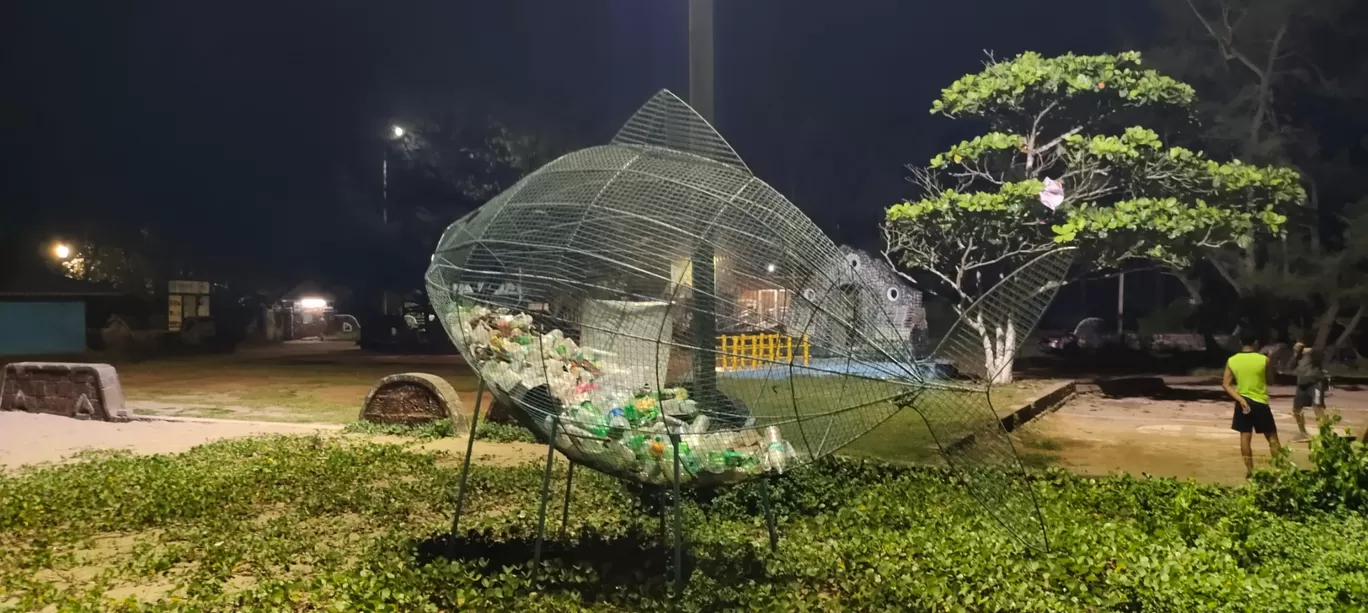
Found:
[0,411,546,470]
[0,413,340,469]
[1022,379,1368,485]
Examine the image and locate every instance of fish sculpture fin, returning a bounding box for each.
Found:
[611,89,751,172]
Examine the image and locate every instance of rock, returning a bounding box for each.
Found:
[0,362,129,422]
[359,373,469,435]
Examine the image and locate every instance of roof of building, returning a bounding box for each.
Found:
[0,265,124,297]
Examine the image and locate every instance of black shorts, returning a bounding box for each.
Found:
[1293,385,1326,410]
[1232,397,1277,434]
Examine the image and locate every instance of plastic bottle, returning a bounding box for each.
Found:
[607,407,630,431]
[764,425,787,474]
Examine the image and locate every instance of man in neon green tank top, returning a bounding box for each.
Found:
[1223,329,1282,477]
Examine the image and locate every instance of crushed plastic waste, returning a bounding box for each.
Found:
[450,304,797,484]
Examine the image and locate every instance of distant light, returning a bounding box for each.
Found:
[391,125,405,138]
[298,298,328,309]
[53,243,71,259]
[766,263,777,273]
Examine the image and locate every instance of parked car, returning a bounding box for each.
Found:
[1039,317,1142,355]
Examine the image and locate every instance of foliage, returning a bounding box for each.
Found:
[3,436,1368,611]
[1136,297,1197,336]
[1148,0,1368,325]
[55,231,165,299]
[885,51,1303,379]
[341,418,539,443]
[1251,418,1368,516]
[886,52,1303,300]
[390,93,573,222]
[475,421,541,444]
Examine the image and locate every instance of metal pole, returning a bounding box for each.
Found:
[531,418,560,580]
[449,379,485,539]
[1117,271,1126,336]
[688,0,715,122]
[381,150,389,315]
[687,0,719,418]
[558,462,575,539]
[760,478,778,552]
[670,434,685,597]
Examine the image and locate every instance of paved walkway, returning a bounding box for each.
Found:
[0,412,339,469]
[1024,380,1368,484]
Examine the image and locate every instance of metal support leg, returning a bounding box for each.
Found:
[658,487,667,544]
[449,379,486,540]
[531,419,560,581]
[671,435,685,597]
[760,477,779,552]
[558,462,575,539]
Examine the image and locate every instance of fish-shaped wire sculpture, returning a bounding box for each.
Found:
[426,90,1070,549]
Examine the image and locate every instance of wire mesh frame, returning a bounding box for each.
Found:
[426,90,1067,548]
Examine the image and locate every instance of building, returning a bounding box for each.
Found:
[0,266,123,356]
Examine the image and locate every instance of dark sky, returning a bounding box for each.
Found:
[2,0,1153,286]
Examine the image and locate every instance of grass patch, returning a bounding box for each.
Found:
[716,375,1043,464]
[341,419,540,443]
[2,435,1366,611]
[118,354,481,425]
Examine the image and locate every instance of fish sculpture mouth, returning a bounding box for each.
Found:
[427,90,1068,551]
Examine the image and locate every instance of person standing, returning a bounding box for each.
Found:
[1286,342,1329,441]
[1223,330,1282,477]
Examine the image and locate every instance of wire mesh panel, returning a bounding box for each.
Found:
[427,90,1067,548]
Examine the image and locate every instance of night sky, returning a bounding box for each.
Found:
[2,0,1153,288]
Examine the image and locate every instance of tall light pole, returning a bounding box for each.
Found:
[383,125,406,225]
[382,124,405,315]
[688,0,719,412]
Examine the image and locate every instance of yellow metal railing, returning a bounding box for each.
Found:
[717,334,810,370]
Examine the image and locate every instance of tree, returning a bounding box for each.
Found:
[884,51,1304,382]
[1147,0,1368,347]
[56,228,164,300]
[389,94,571,225]
[1257,199,1368,356]
[333,96,577,303]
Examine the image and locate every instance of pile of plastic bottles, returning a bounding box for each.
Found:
[448,305,798,485]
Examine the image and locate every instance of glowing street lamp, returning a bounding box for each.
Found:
[53,243,71,259]
[383,124,408,225]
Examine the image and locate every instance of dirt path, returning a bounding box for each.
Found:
[0,412,545,470]
[1020,381,1368,485]
[0,412,340,469]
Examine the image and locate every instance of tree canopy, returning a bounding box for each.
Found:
[884,51,1305,379]
[887,51,1303,302]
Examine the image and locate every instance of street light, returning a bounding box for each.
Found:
[383,124,406,225]
[53,243,71,259]
[380,124,407,316]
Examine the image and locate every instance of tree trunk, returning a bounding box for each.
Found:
[975,317,1017,385]
[1173,271,1226,353]
[1333,304,1364,349]
[1312,296,1341,356]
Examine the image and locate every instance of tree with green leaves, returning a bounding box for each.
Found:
[1148,0,1368,354]
[884,51,1305,382]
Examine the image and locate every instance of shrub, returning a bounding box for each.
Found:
[1252,418,1368,515]
[2,436,1367,611]
[341,418,539,443]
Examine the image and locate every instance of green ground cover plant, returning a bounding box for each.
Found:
[342,419,540,443]
[2,432,1367,612]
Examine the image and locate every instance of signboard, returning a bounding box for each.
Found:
[168,280,210,295]
[168,295,184,332]
[167,280,211,330]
